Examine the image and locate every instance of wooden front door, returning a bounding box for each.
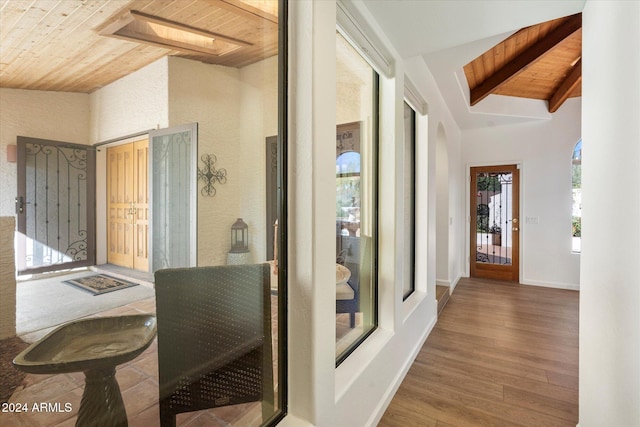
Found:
[107,139,149,271]
[470,164,520,282]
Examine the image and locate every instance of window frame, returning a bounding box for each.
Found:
[335,65,380,367]
[402,101,417,300]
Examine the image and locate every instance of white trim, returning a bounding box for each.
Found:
[404,77,427,116]
[336,0,392,77]
[520,278,580,291]
[335,329,394,400]
[465,161,524,279]
[368,315,437,426]
[450,272,462,292]
[438,273,462,291]
[402,290,428,324]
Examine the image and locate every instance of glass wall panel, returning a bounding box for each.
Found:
[336,32,378,362]
[5,2,285,426]
[403,102,416,299]
[153,2,287,426]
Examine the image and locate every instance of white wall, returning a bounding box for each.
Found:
[404,56,464,291]
[435,122,450,285]
[89,55,277,267]
[462,98,582,289]
[280,2,462,425]
[89,57,169,144]
[168,57,242,266]
[239,55,279,261]
[0,89,90,217]
[580,1,640,425]
[168,56,278,266]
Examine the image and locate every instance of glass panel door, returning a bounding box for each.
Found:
[149,123,197,271]
[16,137,96,275]
[470,164,520,282]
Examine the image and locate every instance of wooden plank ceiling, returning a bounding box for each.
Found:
[0,0,278,93]
[464,13,582,113]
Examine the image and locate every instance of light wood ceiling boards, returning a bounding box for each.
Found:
[0,0,278,94]
[464,13,582,113]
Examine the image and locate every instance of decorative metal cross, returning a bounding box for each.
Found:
[197,154,227,197]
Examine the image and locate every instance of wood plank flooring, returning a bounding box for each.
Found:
[380,277,579,427]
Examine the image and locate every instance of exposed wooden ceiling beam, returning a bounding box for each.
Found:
[548,58,582,112]
[470,13,582,106]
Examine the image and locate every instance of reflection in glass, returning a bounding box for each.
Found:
[335,32,378,363]
[151,1,285,425]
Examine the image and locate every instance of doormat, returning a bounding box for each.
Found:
[63,274,139,295]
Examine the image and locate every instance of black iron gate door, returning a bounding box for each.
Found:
[16,137,96,275]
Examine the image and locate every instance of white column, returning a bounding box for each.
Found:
[284,0,337,425]
[580,1,640,425]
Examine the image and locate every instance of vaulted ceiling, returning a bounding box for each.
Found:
[464,13,582,113]
[361,1,585,129]
[0,0,278,93]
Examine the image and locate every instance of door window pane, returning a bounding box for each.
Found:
[572,139,582,252]
[474,171,513,265]
[336,32,378,363]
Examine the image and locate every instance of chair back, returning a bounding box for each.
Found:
[154,263,272,414]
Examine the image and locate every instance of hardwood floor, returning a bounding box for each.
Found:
[380,277,579,427]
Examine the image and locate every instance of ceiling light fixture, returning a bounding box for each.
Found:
[99,10,252,58]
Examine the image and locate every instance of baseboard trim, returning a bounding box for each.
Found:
[520,278,579,291]
[436,274,463,291]
[368,315,437,426]
[436,279,450,287]
[451,273,462,292]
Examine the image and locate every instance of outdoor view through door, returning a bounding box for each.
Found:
[470,165,520,282]
[16,137,96,275]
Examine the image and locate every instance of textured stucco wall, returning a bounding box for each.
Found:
[168,56,278,266]
[0,217,16,339]
[0,88,90,217]
[89,57,169,144]
[90,58,170,264]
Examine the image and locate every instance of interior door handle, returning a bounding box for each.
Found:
[15,197,30,214]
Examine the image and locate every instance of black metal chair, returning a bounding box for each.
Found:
[154,263,274,426]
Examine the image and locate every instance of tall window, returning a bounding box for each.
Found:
[403,102,416,299]
[335,31,379,363]
[572,139,582,252]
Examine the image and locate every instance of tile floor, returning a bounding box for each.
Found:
[5,275,361,426]
[3,297,265,427]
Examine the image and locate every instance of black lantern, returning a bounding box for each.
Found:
[230,218,249,253]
